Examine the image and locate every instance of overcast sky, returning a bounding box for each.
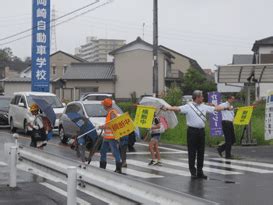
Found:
[1,0,273,69]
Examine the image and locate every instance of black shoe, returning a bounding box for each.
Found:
[197,173,208,179]
[148,160,156,166]
[100,161,107,169]
[114,162,122,174]
[217,147,223,157]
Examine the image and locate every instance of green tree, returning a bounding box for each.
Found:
[0,47,13,66]
[163,84,182,106]
[182,68,216,100]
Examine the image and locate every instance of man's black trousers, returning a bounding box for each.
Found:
[187,127,205,175]
[218,121,236,158]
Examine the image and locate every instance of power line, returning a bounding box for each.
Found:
[0,0,101,42]
[0,0,113,46]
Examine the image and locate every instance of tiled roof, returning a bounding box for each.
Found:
[252,36,273,52]
[62,62,114,80]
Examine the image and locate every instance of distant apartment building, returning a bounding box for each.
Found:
[75,36,126,62]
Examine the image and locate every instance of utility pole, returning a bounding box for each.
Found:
[153,0,158,97]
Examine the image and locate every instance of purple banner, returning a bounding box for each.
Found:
[208,92,223,137]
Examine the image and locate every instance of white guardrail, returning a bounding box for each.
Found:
[4,143,217,205]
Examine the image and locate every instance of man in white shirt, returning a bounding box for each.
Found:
[165,90,228,179]
[217,96,236,159]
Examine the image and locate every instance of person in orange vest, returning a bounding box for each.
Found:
[99,98,122,174]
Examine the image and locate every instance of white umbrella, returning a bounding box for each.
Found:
[139,97,178,129]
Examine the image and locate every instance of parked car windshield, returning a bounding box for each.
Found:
[0,98,11,109]
[84,104,123,117]
[27,96,63,108]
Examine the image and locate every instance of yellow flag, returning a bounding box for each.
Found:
[107,112,135,140]
[134,105,156,128]
[234,106,254,125]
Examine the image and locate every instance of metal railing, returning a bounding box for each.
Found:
[5,143,217,205]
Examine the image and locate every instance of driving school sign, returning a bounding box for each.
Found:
[134,105,156,128]
[31,0,50,92]
[208,92,223,136]
[107,112,135,139]
[234,106,254,125]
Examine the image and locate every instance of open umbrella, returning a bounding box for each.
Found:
[139,97,178,129]
[65,112,98,143]
[30,96,56,126]
[64,112,100,162]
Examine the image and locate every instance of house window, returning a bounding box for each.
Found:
[52,65,56,75]
[63,64,67,74]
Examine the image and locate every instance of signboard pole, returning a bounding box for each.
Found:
[241,83,257,145]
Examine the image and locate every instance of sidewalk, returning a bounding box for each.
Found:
[0,183,66,205]
[0,134,65,205]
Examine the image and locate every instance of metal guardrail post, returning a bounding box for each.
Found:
[9,146,17,188]
[67,166,77,205]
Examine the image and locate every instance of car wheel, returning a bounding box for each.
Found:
[23,120,28,135]
[59,126,68,144]
[10,118,16,133]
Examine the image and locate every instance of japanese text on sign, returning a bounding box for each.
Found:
[234,106,253,125]
[107,112,135,140]
[134,105,156,128]
[31,0,50,92]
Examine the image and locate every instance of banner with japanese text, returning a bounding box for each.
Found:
[234,106,254,125]
[31,0,50,92]
[107,112,135,139]
[208,92,223,136]
[134,105,156,128]
[265,91,273,140]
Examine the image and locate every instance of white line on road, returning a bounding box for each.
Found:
[40,182,91,205]
[126,151,186,155]
[0,161,7,166]
[160,159,242,175]
[211,158,273,169]
[90,161,164,178]
[136,142,187,153]
[180,158,273,174]
[126,159,191,176]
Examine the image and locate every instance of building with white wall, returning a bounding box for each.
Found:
[75,36,126,62]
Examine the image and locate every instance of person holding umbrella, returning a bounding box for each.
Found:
[164,90,229,179]
[99,98,122,174]
[28,103,48,148]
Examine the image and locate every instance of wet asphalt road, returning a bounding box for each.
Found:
[1,128,273,205]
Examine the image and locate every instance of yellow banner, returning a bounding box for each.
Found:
[234,106,254,125]
[107,112,135,139]
[134,105,156,128]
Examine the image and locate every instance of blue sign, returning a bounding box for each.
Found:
[208,92,223,137]
[31,0,50,92]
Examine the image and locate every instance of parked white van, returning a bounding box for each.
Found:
[8,92,65,134]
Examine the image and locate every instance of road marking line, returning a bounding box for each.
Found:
[90,161,164,178]
[126,159,191,176]
[0,161,7,166]
[160,159,242,175]
[210,158,273,169]
[136,142,187,153]
[126,151,186,155]
[40,182,91,205]
[180,158,273,174]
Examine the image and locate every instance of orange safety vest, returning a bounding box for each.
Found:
[103,108,118,140]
